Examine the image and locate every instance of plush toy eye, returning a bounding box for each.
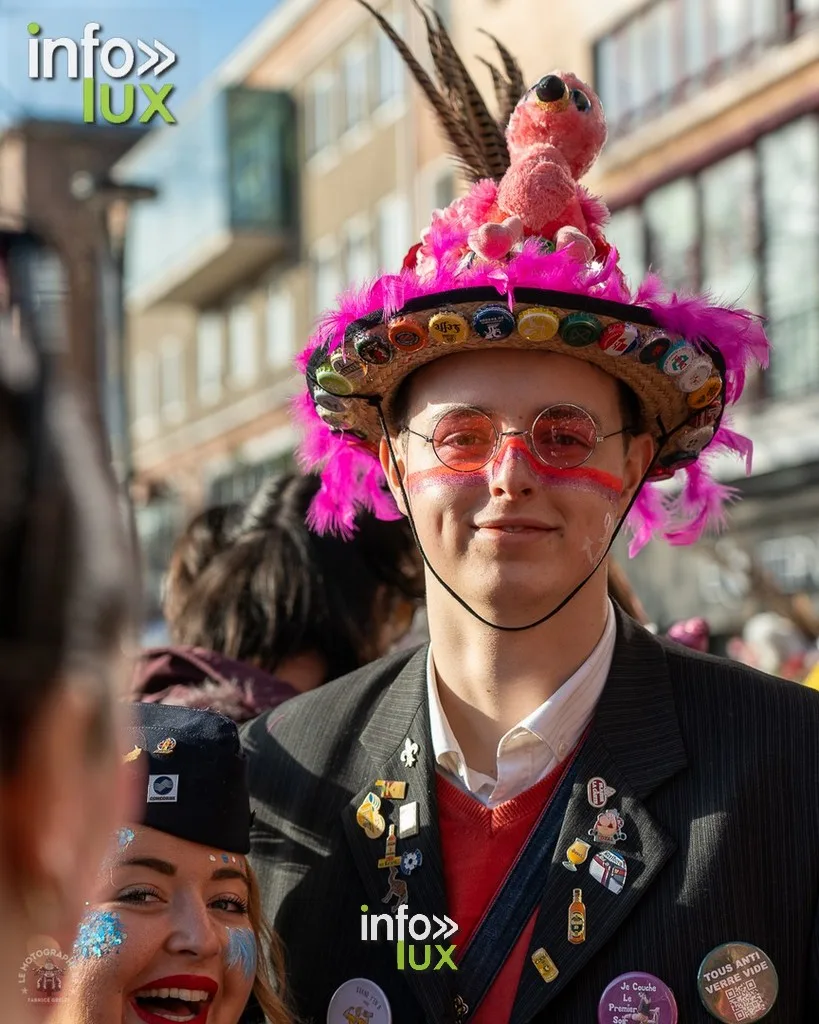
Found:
[571,89,591,113]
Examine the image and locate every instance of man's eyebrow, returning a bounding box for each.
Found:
[210,867,249,884]
[121,857,176,876]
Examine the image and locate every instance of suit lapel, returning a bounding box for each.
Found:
[512,611,688,1023]
[339,646,453,1024]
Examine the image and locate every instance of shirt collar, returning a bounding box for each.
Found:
[426,600,616,801]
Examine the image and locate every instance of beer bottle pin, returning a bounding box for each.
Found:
[568,888,586,944]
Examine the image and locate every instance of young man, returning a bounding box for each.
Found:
[242,17,819,1024]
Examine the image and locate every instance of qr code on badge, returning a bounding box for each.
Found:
[728,981,766,1021]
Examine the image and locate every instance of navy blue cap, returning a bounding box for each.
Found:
[125,703,251,854]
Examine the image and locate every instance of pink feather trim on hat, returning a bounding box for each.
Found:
[296,228,766,547]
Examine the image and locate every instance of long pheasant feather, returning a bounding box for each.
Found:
[356,0,487,178]
[428,9,509,179]
[478,29,527,125]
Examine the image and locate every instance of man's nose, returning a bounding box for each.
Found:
[488,434,539,497]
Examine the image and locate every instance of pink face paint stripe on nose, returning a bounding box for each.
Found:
[491,435,624,499]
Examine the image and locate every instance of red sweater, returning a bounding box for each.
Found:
[436,761,569,1023]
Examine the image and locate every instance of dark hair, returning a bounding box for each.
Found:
[389,361,645,437]
[0,328,134,774]
[171,473,423,681]
[164,503,241,638]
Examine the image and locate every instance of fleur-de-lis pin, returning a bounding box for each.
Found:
[399,737,419,768]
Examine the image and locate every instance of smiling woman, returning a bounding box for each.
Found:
[49,704,291,1024]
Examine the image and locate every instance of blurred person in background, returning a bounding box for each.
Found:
[163,503,242,639]
[0,291,135,1017]
[728,611,812,680]
[131,472,423,721]
[50,703,291,1024]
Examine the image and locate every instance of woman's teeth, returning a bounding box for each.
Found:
[136,989,210,1002]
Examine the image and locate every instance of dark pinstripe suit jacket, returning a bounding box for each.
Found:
[241,609,819,1023]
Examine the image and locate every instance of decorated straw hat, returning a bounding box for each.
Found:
[295,3,768,555]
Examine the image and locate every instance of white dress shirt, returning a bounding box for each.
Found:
[426,600,616,807]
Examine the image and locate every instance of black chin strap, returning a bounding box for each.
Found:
[374,400,676,632]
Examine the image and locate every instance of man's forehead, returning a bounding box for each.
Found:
[403,349,621,416]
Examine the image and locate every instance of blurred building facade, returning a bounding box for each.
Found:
[119,0,456,617]
[120,0,819,634]
[0,119,144,433]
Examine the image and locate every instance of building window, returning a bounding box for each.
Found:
[306,70,336,156]
[644,177,699,292]
[433,170,456,211]
[228,300,258,386]
[377,192,411,273]
[595,0,785,138]
[343,215,375,286]
[197,312,223,405]
[607,207,646,288]
[160,338,185,424]
[795,0,819,24]
[608,112,819,400]
[700,149,759,309]
[266,284,295,369]
[760,116,819,397]
[376,4,404,107]
[133,350,157,437]
[343,40,370,133]
[312,238,342,317]
[431,0,452,24]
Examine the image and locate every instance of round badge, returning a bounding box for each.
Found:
[472,304,516,340]
[428,311,469,344]
[599,322,640,356]
[517,307,560,342]
[329,350,366,387]
[327,978,392,1024]
[690,404,721,429]
[676,425,715,454]
[315,363,355,397]
[678,356,715,393]
[388,317,428,352]
[697,942,778,1023]
[315,405,345,427]
[560,312,603,347]
[354,333,394,366]
[313,388,349,413]
[638,331,672,365]
[688,376,723,409]
[661,342,697,376]
[598,972,678,1024]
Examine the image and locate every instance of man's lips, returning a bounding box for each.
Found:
[473,518,557,532]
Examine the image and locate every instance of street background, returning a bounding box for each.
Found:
[4,0,819,677]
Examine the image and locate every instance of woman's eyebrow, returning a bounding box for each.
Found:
[210,867,249,884]
[121,857,176,876]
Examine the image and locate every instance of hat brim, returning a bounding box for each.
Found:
[307,285,726,470]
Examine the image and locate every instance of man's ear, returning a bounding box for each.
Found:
[379,434,408,516]
[618,431,656,515]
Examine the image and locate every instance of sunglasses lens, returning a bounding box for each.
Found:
[432,410,496,471]
[533,405,597,468]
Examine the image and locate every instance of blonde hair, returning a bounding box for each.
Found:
[247,865,292,1024]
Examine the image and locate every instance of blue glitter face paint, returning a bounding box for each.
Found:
[224,928,256,981]
[116,827,135,849]
[72,910,127,960]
